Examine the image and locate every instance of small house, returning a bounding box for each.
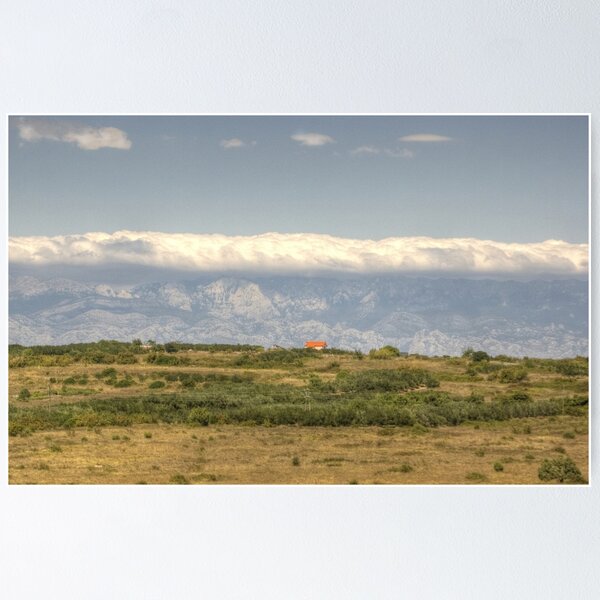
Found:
[304,340,328,350]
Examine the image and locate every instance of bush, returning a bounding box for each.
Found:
[292,456,300,466]
[146,352,191,366]
[115,353,137,364]
[233,349,304,368]
[17,388,31,401]
[369,346,401,359]
[552,360,587,377]
[465,472,487,482]
[187,407,210,426]
[335,368,439,393]
[148,380,166,389]
[169,473,189,484]
[493,462,504,472]
[96,367,117,379]
[538,457,586,483]
[495,368,529,384]
[112,377,135,388]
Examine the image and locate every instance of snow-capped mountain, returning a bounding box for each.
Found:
[8,274,588,357]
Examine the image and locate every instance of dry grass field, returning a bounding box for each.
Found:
[9,416,588,485]
[8,344,589,484]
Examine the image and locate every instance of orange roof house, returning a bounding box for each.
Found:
[304,340,328,350]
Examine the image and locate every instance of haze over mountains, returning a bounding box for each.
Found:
[9,273,588,358]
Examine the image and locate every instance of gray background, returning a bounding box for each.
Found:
[0,1,597,598]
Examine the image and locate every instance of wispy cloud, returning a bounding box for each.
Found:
[291,132,335,147]
[398,133,452,142]
[350,145,413,158]
[16,118,132,150]
[350,145,381,155]
[384,148,414,158]
[9,231,588,277]
[220,138,246,149]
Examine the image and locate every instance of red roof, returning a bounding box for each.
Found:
[304,340,328,348]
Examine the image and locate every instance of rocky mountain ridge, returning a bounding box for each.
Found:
[8,274,588,357]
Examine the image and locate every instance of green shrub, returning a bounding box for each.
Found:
[465,472,487,482]
[538,457,586,483]
[511,392,531,402]
[335,368,439,393]
[9,422,30,436]
[115,353,137,364]
[148,380,166,389]
[232,349,304,368]
[552,360,587,377]
[563,431,575,439]
[292,456,300,466]
[369,345,401,359]
[496,368,529,383]
[493,462,504,472]
[17,388,31,401]
[147,352,191,366]
[144,432,152,439]
[411,423,429,435]
[187,407,210,426]
[96,367,117,379]
[169,473,189,484]
[112,377,135,388]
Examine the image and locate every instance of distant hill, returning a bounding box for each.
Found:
[8,274,588,358]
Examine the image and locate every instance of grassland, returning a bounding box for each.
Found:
[8,343,589,484]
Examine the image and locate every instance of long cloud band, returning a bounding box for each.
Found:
[9,231,588,276]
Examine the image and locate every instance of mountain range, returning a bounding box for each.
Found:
[8,274,588,357]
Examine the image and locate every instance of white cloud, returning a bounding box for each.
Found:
[351,145,381,155]
[220,138,246,149]
[399,133,452,142]
[384,148,414,158]
[291,132,335,146]
[8,231,588,277]
[16,118,132,150]
[351,145,413,158]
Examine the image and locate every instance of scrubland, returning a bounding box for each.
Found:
[8,342,589,484]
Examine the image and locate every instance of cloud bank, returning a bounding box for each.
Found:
[16,118,132,150]
[9,231,588,277]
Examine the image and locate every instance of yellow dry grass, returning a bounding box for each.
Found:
[9,415,588,485]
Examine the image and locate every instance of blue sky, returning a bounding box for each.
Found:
[9,115,589,242]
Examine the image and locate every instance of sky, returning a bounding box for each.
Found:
[9,115,589,243]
